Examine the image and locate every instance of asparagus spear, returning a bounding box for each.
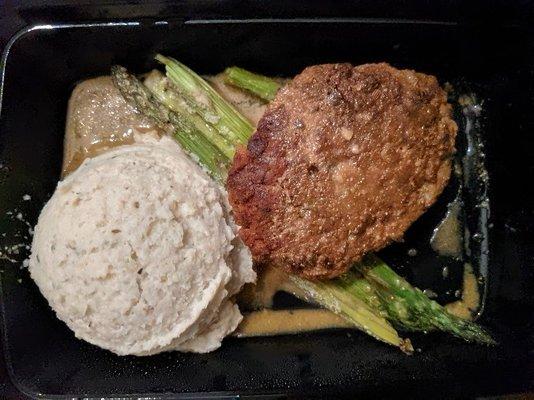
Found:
[286,273,411,350]
[224,67,280,101]
[143,70,236,159]
[111,65,230,181]
[155,54,254,145]
[356,255,495,344]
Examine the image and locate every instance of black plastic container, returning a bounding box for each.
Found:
[0,12,533,400]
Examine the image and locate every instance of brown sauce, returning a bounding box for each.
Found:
[445,263,480,320]
[238,265,290,309]
[63,135,135,176]
[206,74,268,126]
[429,196,481,320]
[235,309,351,337]
[235,265,354,336]
[430,199,463,259]
[63,76,160,176]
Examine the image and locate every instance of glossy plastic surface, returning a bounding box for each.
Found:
[0,19,532,399]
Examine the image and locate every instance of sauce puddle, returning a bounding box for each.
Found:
[235,309,351,337]
[431,197,463,259]
[445,263,480,320]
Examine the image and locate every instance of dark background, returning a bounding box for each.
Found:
[3,0,534,49]
[1,1,533,399]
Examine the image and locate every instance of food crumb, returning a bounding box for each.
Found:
[0,250,16,263]
[22,194,31,201]
[443,82,454,93]
[423,289,438,299]
[407,248,417,257]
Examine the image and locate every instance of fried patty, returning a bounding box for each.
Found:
[227,63,457,279]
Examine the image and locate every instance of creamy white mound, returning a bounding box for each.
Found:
[29,135,255,356]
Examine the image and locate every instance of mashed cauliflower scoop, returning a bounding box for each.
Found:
[29,135,255,356]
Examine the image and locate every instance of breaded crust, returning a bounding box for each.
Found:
[227,63,457,279]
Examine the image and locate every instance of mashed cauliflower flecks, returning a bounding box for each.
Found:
[28,135,255,356]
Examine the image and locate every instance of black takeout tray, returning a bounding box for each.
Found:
[0,9,533,400]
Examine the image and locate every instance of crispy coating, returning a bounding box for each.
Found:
[227,63,457,279]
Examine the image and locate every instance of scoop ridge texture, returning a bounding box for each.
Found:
[29,135,254,355]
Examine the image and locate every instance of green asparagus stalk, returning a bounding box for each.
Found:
[155,54,254,145]
[143,70,236,159]
[224,67,280,101]
[111,65,230,181]
[286,273,411,351]
[355,255,495,344]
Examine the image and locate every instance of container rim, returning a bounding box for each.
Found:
[0,18,505,399]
